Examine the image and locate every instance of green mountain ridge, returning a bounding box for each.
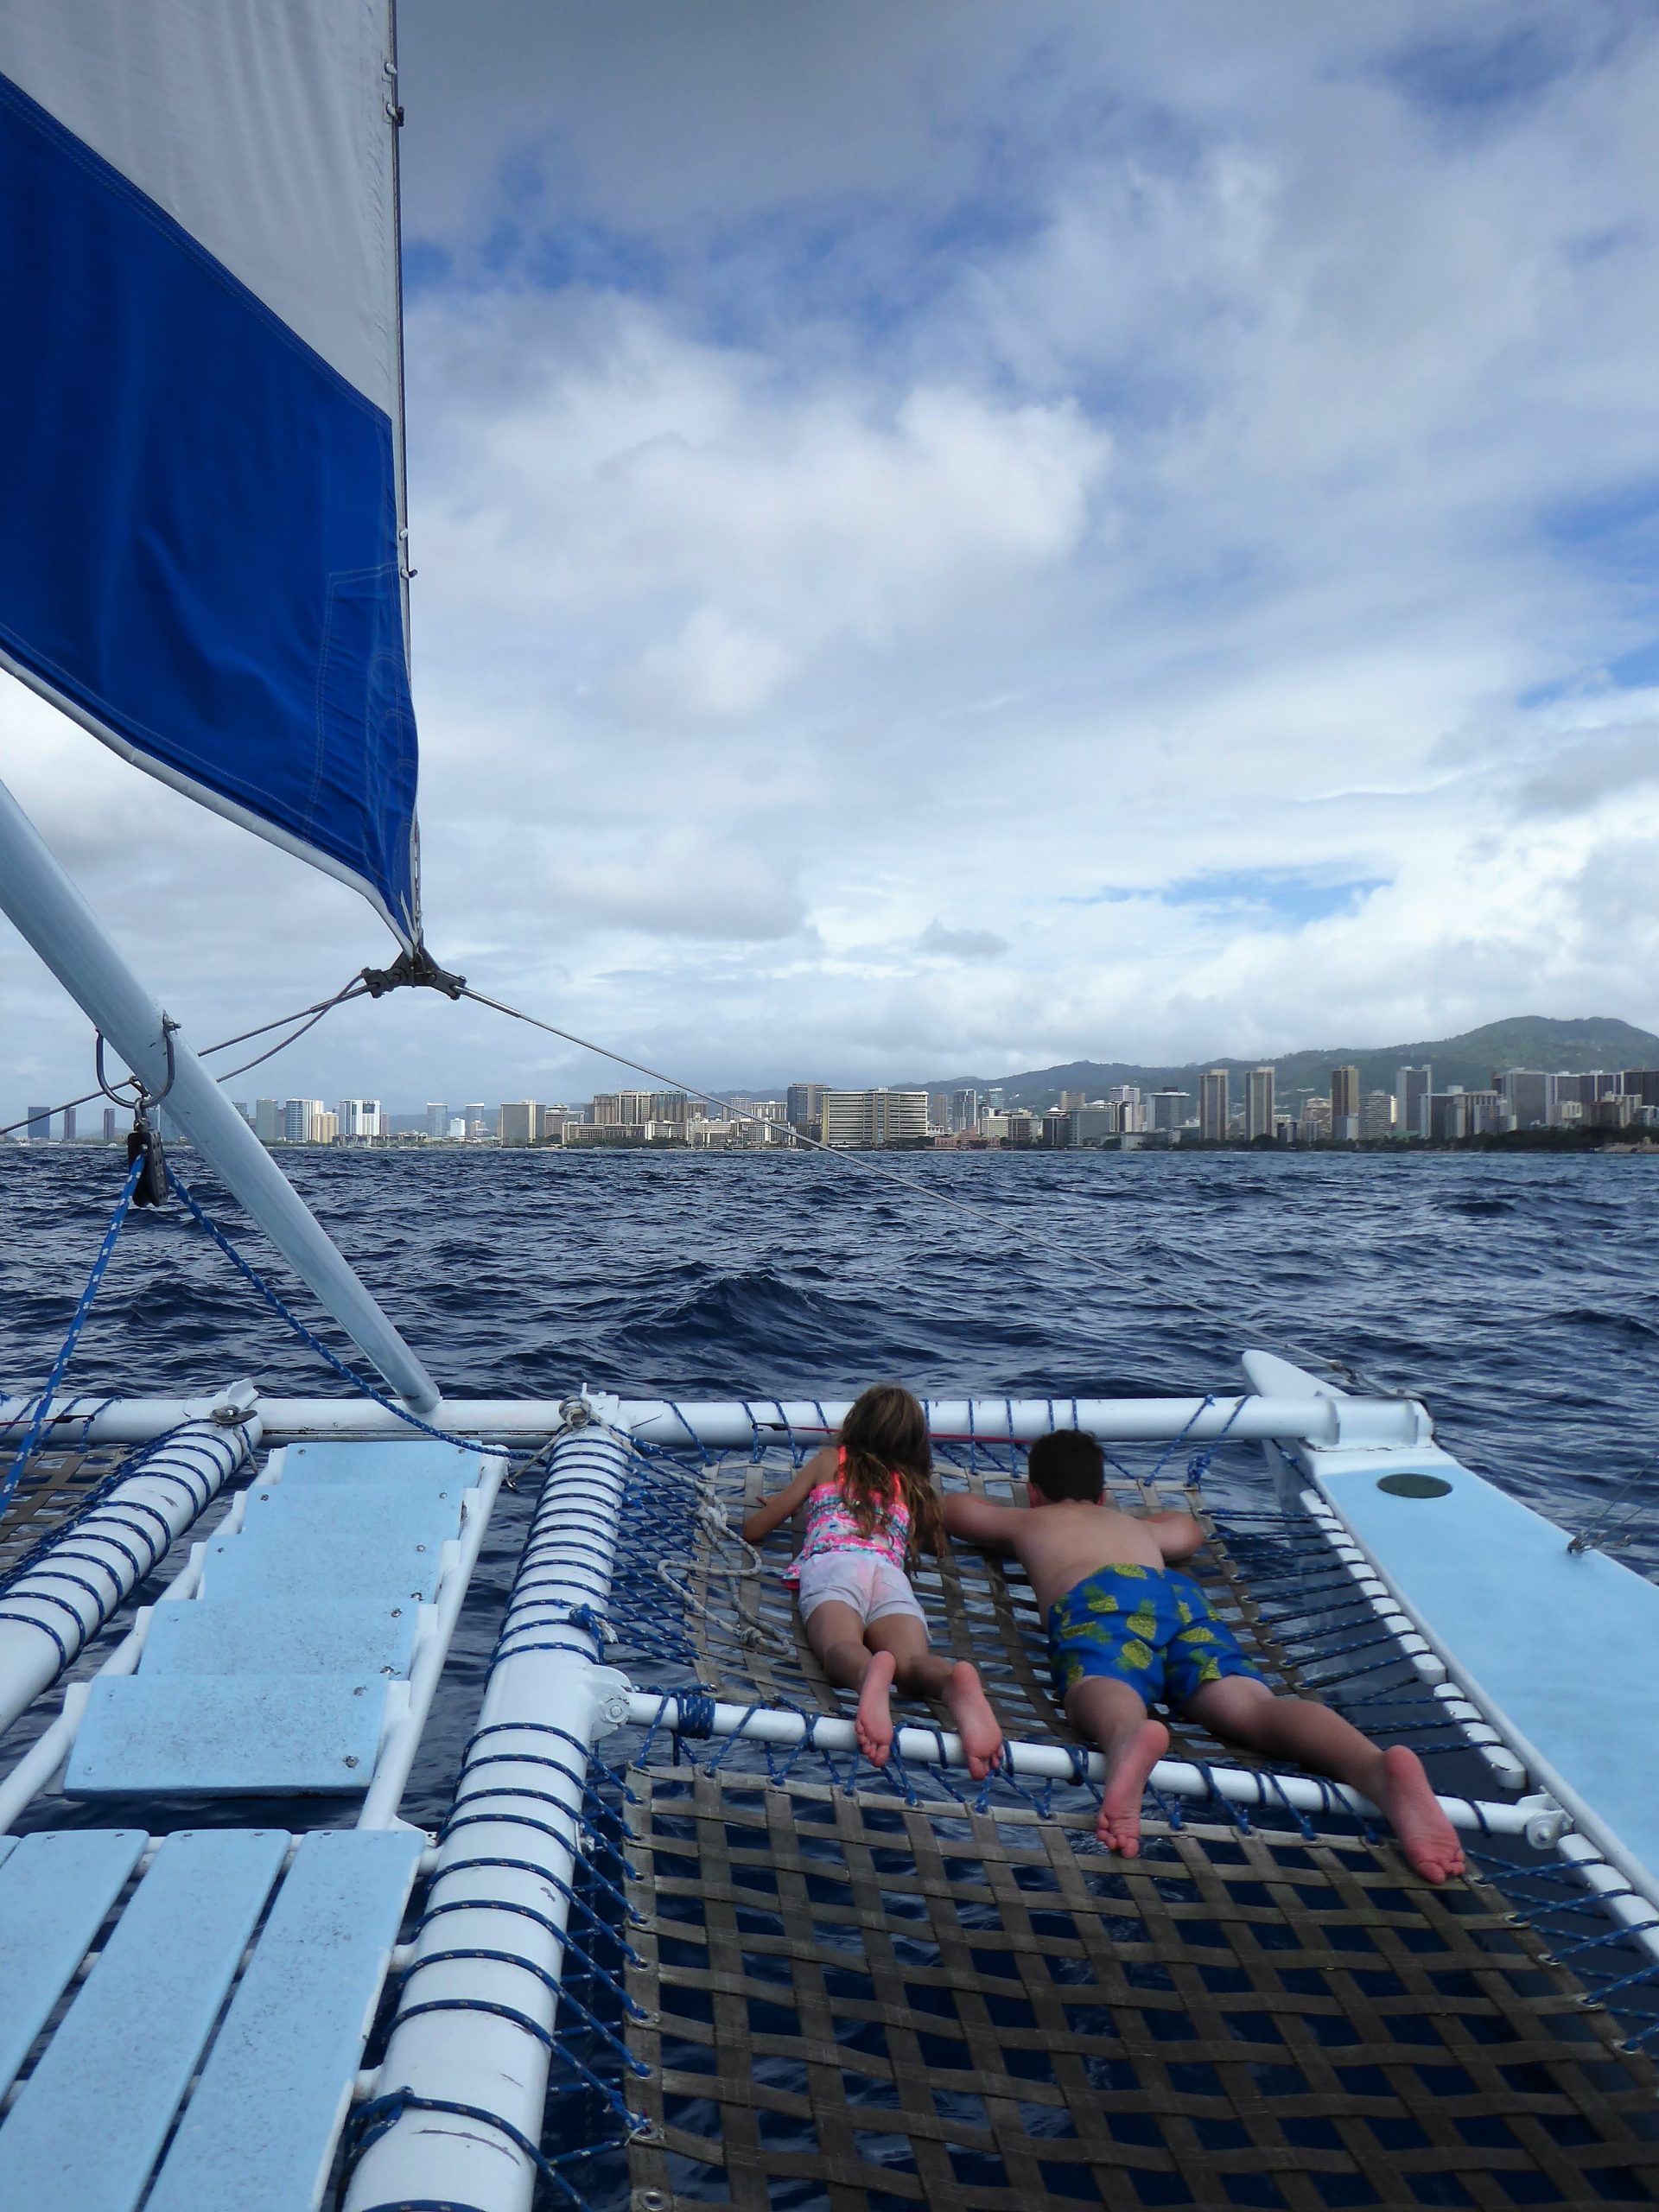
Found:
[899,1016,1659,1111]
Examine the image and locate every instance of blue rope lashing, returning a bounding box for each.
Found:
[672,1688,718,1738]
[1,1153,143,1516]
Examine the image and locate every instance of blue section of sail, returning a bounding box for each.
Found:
[0,72,417,940]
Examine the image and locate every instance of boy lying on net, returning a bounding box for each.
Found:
[942,1430,1465,1882]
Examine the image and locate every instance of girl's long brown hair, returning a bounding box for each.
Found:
[836,1383,943,1563]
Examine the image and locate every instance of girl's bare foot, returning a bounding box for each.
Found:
[855,1649,896,1764]
[1370,1745,1465,1883]
[944,1662,1003,1781]
[1095,1718,1169,1856]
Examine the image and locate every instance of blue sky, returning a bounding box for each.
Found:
[4,0,1659,1110]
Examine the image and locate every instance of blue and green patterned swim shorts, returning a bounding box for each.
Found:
[1046,1562,1260,1707]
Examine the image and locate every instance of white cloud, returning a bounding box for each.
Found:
[6,2,1659,1118]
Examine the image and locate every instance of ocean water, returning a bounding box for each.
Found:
[3,1142,1658,1551]
[3,1143,1658,1835]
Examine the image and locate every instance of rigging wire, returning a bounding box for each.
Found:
[0,976,368,1140]
[454,982,1387,1394]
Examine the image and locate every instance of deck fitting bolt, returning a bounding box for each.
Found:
[344,1755,359,1768]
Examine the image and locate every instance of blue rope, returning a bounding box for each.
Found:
[1,1154,143,1516]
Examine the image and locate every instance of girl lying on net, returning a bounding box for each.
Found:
[742,1383,1003,1778]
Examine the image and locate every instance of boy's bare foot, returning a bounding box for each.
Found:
[1095,1718,1169,1856]
[1370,1745,1465,1884]
[855,1650,896,1765]
[945,1662,1003,1781]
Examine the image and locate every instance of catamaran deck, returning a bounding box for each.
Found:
[2,1380,1658,2209]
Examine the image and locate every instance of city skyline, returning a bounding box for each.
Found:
[3,8,1658,1113]
[16,1048,1657,1154]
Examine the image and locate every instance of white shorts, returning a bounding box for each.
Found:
[794,1550,925,1627]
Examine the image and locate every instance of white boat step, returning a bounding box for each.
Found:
[0,1829,287,2212]
[276,1437,486,1488]
[145,1829,424,2212]
[0,1830,147,2094]
[200,1523,443,1606]
[65,1675,388,1797]
[242,1479,462,1548]
[140,1595,418,1681]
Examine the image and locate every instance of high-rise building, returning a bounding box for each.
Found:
[1622,1070,1659,1108]
[1395,1065,1431,1140]
[26,1107,50,1142]
[1361,1090,1395,1141]
[948,1087,980,1133]
[499,1100,538,1147]
[1496,1070,1549,1128]
[254,1097,283,1143]
[1109,1084,1141,1132]
[462,1104,489,1140]
[60,1104,77,1141]
[1330,1066,1359,1122]
[336,1099,383,1141]
[426,1102,448,1140]
[1298,1096,1331,1144]
[103,1107,119,1142]
[1068,1105,1119,1145]
[822,1089,929,1148]
[283,1098,325,1143]
[1058,1090,1086,1113]
[984,1087,1006,1114]
[1246,1067,1275,1141]
[1148,1090,1189,1133]
[1039,1109,1071,1147]
[1199,1070,1230,1142]
[786,1084,830,1138]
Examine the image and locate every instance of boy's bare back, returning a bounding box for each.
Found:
[943,1493,1203,1615]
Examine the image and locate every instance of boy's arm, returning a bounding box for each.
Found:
[1146,1510,1207,1563]
[941,1492,1021,1551]
[740,1446,830,1546]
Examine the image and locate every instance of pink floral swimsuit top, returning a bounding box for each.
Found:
[783,1451,911,1585]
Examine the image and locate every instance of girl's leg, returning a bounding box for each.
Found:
[804,1599,895,1765]
[1065,1676,1170,1856]
[867,1616,1003,1779]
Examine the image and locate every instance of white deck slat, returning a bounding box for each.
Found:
[146,1828,425,2212]
[139,1594,418,1678]
[0,1829,147,2094]
[200,1522,442,1605]
[65,1675,388,1796]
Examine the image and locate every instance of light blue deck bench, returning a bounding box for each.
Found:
[0,1826,423,2212]
[64,1439,484,1799]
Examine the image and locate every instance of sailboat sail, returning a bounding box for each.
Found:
[0,0,420,946]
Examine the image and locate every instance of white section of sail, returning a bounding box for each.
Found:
[0,0,398,411]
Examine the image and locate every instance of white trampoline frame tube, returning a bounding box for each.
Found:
[625,1693,1559,1840]
[0,1389,1431,1450]
[344,1419,632,2212]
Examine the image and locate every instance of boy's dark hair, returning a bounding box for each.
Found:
[1027,1428,1104,1503]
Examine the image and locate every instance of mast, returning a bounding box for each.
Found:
[0,776,441,1416]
